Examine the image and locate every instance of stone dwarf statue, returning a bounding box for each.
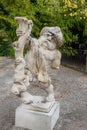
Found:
[39,26,63,69]
[12,17,63,106]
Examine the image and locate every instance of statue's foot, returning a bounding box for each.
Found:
[46,94,55,102]
[21,92,46,104]
[21,92,33,104]
[33,95,46,103]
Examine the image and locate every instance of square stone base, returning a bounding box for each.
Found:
[15,102,60,130]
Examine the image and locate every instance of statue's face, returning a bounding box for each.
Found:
[42,32,52,41]
[40,27,63,47]
[15,17,33,37]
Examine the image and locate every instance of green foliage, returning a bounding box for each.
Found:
[0,0,87,56]
[0,35,14,56]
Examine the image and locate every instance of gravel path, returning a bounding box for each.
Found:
[0,57,87,130]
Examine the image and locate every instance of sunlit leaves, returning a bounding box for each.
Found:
[0,0,87,56]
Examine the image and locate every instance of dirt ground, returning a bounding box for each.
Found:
[0,57,87,130]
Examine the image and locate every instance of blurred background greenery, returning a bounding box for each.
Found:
[0,0,87,56]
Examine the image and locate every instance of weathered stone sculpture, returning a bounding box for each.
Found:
[39,26,63,69]
[12,17,63,112]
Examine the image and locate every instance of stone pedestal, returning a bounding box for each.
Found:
[15,102,60,130]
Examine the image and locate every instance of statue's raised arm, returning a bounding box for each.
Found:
[12,17,33,95]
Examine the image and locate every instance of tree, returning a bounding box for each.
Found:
[0,0,87,56]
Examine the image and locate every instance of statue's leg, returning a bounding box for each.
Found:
[12,57,27,95]
[46,84,55,102]
[51,50,61,69]
[20,69,35,104]
[37,49,51,83]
